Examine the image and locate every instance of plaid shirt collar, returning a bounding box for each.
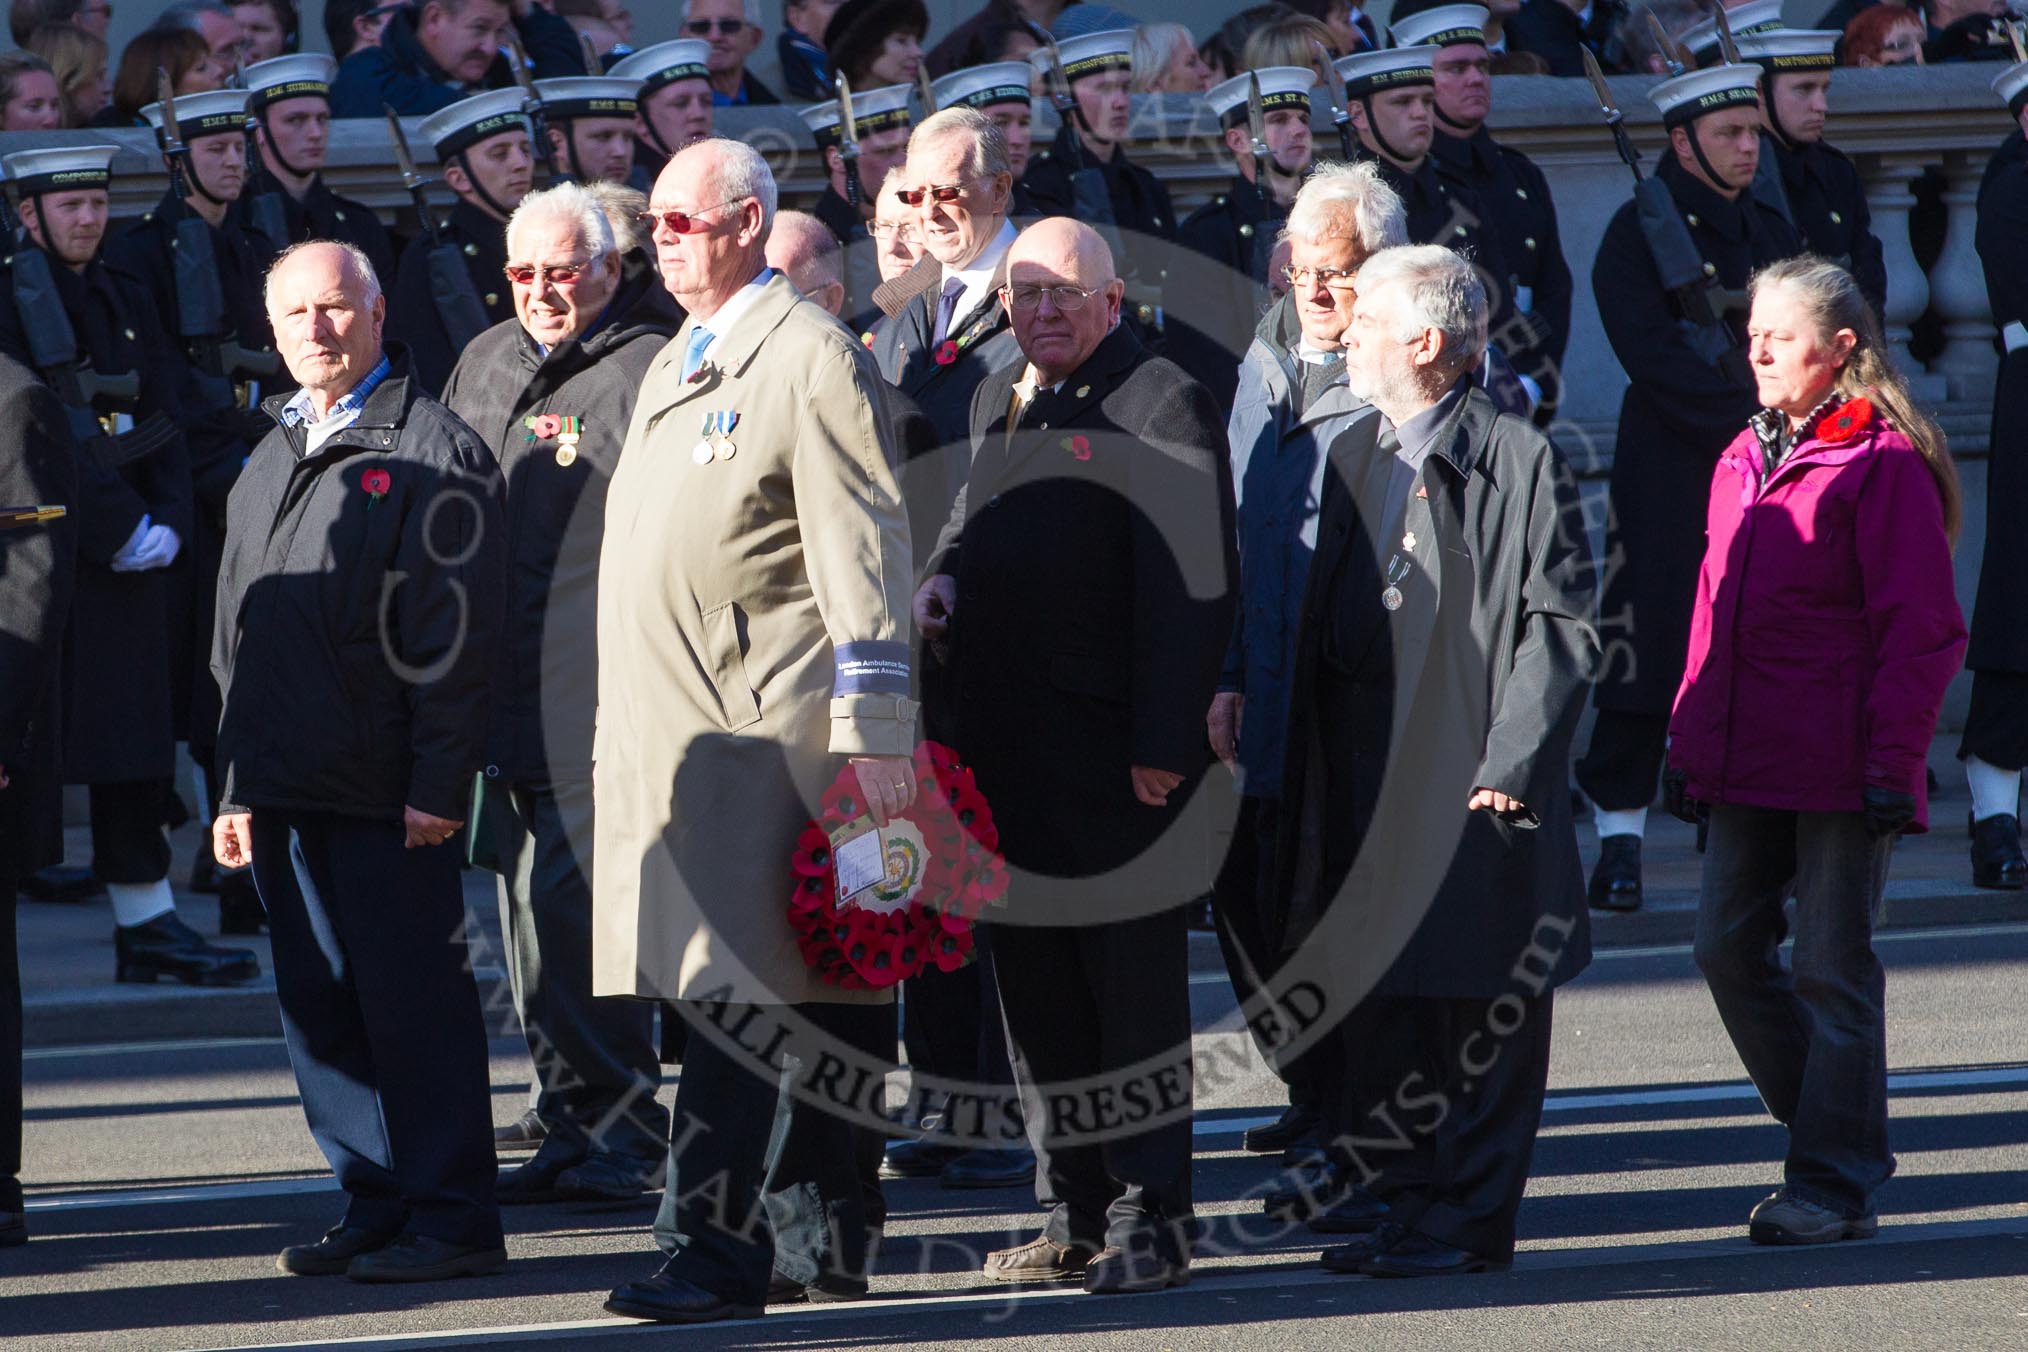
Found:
[279,354,392,430]
[1749,392,1841,478]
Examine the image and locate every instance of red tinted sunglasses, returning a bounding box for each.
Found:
[636,198,741,235]
[504,262,587,287]
[896,182,968,207]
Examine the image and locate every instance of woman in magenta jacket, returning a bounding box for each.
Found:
[1667,256,1966,1249]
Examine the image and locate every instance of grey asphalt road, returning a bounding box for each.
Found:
[8,920,2028,1352]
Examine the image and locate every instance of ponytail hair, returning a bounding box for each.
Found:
[1750,255,1962,544]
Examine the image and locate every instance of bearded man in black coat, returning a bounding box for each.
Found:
[913,217,1237,1295]
[1273,245,1597,1279]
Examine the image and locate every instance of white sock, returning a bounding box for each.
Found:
[1595,807,1647,841]
[1966,755,2022,823]
[108,879,175,929]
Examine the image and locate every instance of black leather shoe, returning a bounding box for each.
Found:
[983,1234,1094,1283]
[880,1135,963,1179]
[346,1233,507,1283]
[1082,1246,1190,1294]
[1307,1184,1390,1234]
[20,865,102,904]
[114,913,260,986]
[555,1152,664,1201]
[939,1144,1036,1189]
[1359,1231,1508,1278]
[216,871,265,934]
[0,1210,26,1247]
[1972,814,2028,890]
[606,1265,761,1323]
[1242,1103,1321,1154]
[766,1268,865,1304]
[1588,833,1643,912]
[494,1108,548,1150]
[1263,1160,1345,1221]
[497,1138,586,1205]
[1318,1221,1410,1273]
[277,1224,398,1276]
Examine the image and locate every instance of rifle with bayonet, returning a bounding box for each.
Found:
[1709,2,1794,227]
[1039,33,1123,265]
[236,55,291,257]
[1579,48,1749,385]
[1243,72,1278,284]
[915,62,937,118]
[156,69,278,407]
[1313,39,1356,162]
[386,105,492,353]
[507,34,561,185]
[834,71,866,209]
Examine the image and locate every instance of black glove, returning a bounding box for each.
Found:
[1661,765,1704,825]
[1862,785,1917,840]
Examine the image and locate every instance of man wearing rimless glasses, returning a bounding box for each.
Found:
[679,0,779,106]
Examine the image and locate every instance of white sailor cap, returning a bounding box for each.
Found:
[1683,0,1785,62]
[608,39,711,93]
[534,76,641,120]
[1997,59,2028,117]
[1388,4,1490,50]
[244,53,337,112]
[799,81,913,147]
[1,144,117,196]
[932,61,1034,111]
[140,88,249,143]
[418,87,530,159]
[1205,66,1314,128]
[1649,62,1763,128]
[1334,45,1438,97]
[1030,28,1136,85]
[1735,28,1840,74]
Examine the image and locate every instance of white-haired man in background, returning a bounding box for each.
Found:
[765,208,847,316]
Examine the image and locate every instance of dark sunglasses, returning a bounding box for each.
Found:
[504,261,588,287]
[686,18,748,34]
[635,198,741,235]
[896,181,970,207]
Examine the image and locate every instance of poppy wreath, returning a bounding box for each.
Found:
[786,740,1007,990]
[1817,396,1874,445]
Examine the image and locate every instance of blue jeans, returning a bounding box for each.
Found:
[1693,803,1894,1216]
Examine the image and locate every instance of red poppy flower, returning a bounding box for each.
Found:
[1818,397,1874,445]
[861,331,876,348]
[935,339,960,366]
[1062,434,1091,461]
[530,413,564,439]
[790,824,832,877]
[361,468,391,496]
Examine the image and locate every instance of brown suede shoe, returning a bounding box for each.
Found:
[982,1234,1094,1284]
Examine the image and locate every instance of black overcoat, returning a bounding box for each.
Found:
[387,198,517,396]
[1170,174,1275,409]
[1274,385,1598,998]
[1768,135,1886,320]
[1968,130,2028,672]
[1591,157,1803,715]
[935,322,1236,907]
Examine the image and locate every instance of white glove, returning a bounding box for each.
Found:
[131,524,181,571]
[109,514,153,572]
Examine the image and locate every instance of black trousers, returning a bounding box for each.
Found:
[652,999,893,1301]
[0,867,18,1213]
[992,907,1195,1262]
[899,926,1017,1128]
[1331,991,1555,1263]
[490,779,666,1162]
[87,779,172,885]
[1209,793,1334,1111]
[252,810,501,1249]
[1959,670,2028,770]
[1575,709,1669,814]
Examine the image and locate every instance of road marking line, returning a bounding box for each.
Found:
[23,1036,285,1061]
[1592,920,2028,961]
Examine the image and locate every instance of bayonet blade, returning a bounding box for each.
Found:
[1041,32,1076,113]
[1311,39,1350,124]
[154,68,184,153]
[1647,11,1686,75]
[1712,1,1742,68]
[1245,70,1270,160]
[2005,17,2027,63]
[385,103,423,190]
[915,62,937,116]
[1580,46,1622,122]
[834,71,861,159]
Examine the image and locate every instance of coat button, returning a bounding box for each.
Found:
[1038,420,1048,429]
[988,494,1002,507]
[1703,262,1717,277]
[1516,187,1528,200]
[1687,213,1700,227]
[485,765,500,778]
[464,243,478,256]
[1524,236,1536,250]
[335,210,347,221]
[1239,222,1253,238]
[1829,210,1842,224]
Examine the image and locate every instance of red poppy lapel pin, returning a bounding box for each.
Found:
[1818,397,1874,445]
[935,339,961,366]
[1061,434,1091,461]
[361,467,391,507]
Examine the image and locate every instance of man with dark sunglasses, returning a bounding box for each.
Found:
[680,0,778,105]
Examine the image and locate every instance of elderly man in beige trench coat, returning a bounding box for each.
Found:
[593,137,922,1325]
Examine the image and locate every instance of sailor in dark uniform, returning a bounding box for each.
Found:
[1171,66,1315,407]
[534,75,647,185]
[799,81,914,331]
[1574,61,1804,909]
[242,53,398,284]
[1,145,260,984]
[1959,57,2028,888]
[1736,28,1887,317]
[609,39,716,189]
[1024,29,1176,332]
[1680,0,1784,67]
[931,60,1044,219]
[387,89,535,395]
[1398,4,1574,424]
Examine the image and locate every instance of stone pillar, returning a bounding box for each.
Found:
[1928,148,2000,403]
[1861,149,1941,395]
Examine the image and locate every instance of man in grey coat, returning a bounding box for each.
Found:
[439,182,682,1204]
[1208,161,1405,1175]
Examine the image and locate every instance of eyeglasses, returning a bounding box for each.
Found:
[896,180,970,207]
[686,18,748,34]
[870,220,921,242]
[1282,264,1359,291]
[504,261,590,287]
[1001,283,1101,312]
[636,198,742,235]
